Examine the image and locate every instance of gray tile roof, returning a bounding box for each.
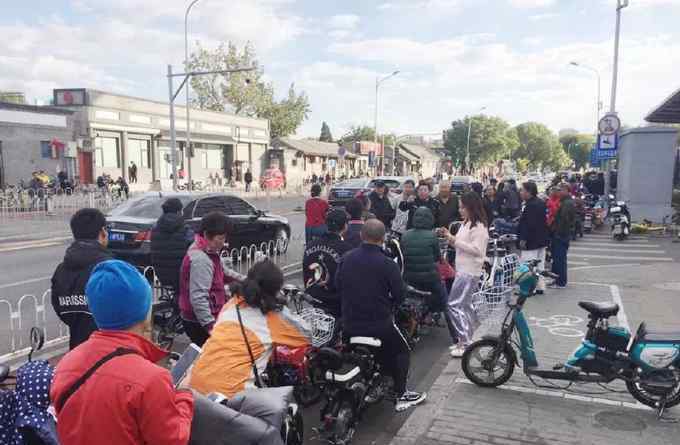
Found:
[275,137,356,158]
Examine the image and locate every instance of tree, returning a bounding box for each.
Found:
[513,122,564,169]
[340,125,375,143]
[187,41,310,138]
[444,115,519,171]
[319,121,333,142]
[559,133,595,170]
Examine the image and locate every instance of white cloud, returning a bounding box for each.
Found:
[377,0,466,13]
[521,36,544,46]
[508,0,556,8]
[528,12,559,21]
[328,14,360,30]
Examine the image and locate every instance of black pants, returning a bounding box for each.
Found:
[346,323,410,396]
[182,319,210,347]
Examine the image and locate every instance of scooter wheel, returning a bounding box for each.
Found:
[462,338,515,388]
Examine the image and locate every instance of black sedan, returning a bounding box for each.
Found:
[106,192,290,267]
[328,176,414,207]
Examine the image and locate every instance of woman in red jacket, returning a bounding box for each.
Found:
[305,183,329,244]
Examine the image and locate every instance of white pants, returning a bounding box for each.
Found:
[520,247,546,291]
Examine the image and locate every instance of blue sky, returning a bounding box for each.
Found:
[1,0,679,139]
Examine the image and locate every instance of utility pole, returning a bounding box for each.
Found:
[184,0,202,191]
[610,0,629,113]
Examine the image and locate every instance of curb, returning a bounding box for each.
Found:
[0,236,71,252]
[391,356,462,445]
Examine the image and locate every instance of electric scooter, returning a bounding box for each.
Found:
[462,260,680,419]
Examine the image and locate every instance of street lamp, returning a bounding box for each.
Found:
[374,70,400,143]
[570,61,602,139]
[184,0,202,191]
[167,65,256,191]
[465,106,487,175]
[610,0,629,113]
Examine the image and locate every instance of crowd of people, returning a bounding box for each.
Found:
[30,170,584,445]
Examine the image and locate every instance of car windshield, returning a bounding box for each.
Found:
[334,179,368,188]
[369,179,401,189]
[109,195,192,219]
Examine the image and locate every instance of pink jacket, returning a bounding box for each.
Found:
[179,234,234,328]
[454,221,489,276]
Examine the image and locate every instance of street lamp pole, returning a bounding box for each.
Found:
[167,65,256,191]
[570,61,602,140]
[610,0,629,113]
[374,71,399,142]
[184,0,201,191]
[465,106,487,175]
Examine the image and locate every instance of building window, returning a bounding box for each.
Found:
[40,141,51,158]
[201,151,208,169]
[206,149,221,168]
[128,138,150,169]
[95,136,120,168]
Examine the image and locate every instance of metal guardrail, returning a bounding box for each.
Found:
[0,237,301,365]
[0,189,126,220]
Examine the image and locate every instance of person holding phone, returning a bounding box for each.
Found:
[50,260,193,445]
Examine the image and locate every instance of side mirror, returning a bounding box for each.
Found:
[28,327,45,362]
[609,194,615,200]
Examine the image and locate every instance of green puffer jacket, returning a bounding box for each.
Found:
[401,207,441,285]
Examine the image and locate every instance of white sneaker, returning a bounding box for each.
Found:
[450,345,467,358]
[395,390,427,412]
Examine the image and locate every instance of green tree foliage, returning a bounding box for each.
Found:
[515,158,530,174]
[319,121,333,142]
[513,122,564,169]
[444,115,519,171]
[187,41,310,138]
[559,133,595,170]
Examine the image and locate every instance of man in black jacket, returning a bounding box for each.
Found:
[335,219,426,412]
[518,182,550,294]
[303,209,351,317]
[368,181,395,228]
[399,182,440,230]
[51,208,113,349]
[150,198,194,295]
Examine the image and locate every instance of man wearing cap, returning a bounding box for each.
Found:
[151,197,194,295]
[303,209,351,317]
[51,208,113,350]
[368,180,395,229]
[50,260,194,445]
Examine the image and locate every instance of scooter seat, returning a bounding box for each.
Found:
[349,337,382,348]
[578,301,619,318]
[0,365,9,383]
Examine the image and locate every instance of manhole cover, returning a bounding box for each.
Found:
[653,282,680,291]
[594,410,647,432]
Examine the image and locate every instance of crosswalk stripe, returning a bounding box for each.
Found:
[570,254,673,261]
[583,234,646,240]
[573,242,659,247]
[568,261,590,266]
[571,247,667,254]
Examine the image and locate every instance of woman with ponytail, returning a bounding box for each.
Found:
[189,260,312,398]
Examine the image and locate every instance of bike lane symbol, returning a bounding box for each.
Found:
[527,315,585,338]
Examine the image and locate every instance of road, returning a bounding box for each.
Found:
[3,195,680,444]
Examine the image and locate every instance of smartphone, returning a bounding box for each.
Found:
[170,343,202,387]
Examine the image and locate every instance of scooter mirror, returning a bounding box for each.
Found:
[28,327,45,361]
[609,194,615,200]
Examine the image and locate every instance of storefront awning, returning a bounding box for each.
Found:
[646,86,680,123]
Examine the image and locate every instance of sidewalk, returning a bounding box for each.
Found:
[392,358,679,445]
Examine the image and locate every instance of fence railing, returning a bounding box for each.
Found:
[0,237,301,366]
[0,189,127,221]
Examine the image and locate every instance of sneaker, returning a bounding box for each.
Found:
[547,283,566,289]
[395,390,427,412]
[450,345,467,358]
[535,289,544,295]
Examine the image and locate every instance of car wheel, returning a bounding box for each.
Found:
[275,228,289,254]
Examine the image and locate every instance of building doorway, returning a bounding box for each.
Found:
[78,151,93,184]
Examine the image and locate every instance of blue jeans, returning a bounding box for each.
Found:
[550,235,570,286]
[305,225,327,244]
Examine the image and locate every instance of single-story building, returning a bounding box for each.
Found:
[397,143,445,179]
[0,101,77,187]
[53,88,270,189]
[270,137,357,189]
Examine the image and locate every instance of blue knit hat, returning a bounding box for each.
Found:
[86,260,152,330]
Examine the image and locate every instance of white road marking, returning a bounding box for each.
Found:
[570,247,667,254]
[0,276,52,289]
[569,254,673,261]
[281,262,302,271]
[567,261,589,266]
[0,241,65,253]
[570,263,642,271]
[283,268,302,278]
[610,284,630,331]
[454,378,649,410]
[573,241,658,247]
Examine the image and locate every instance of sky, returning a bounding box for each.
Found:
[1,0,679,139]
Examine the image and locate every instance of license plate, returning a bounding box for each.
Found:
[109,232,126,242]
[337,190,352,197]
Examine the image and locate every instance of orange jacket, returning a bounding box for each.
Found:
[51,331,193,445]
[189,297,311,398]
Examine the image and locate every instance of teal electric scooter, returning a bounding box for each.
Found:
[462,260,680,419]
